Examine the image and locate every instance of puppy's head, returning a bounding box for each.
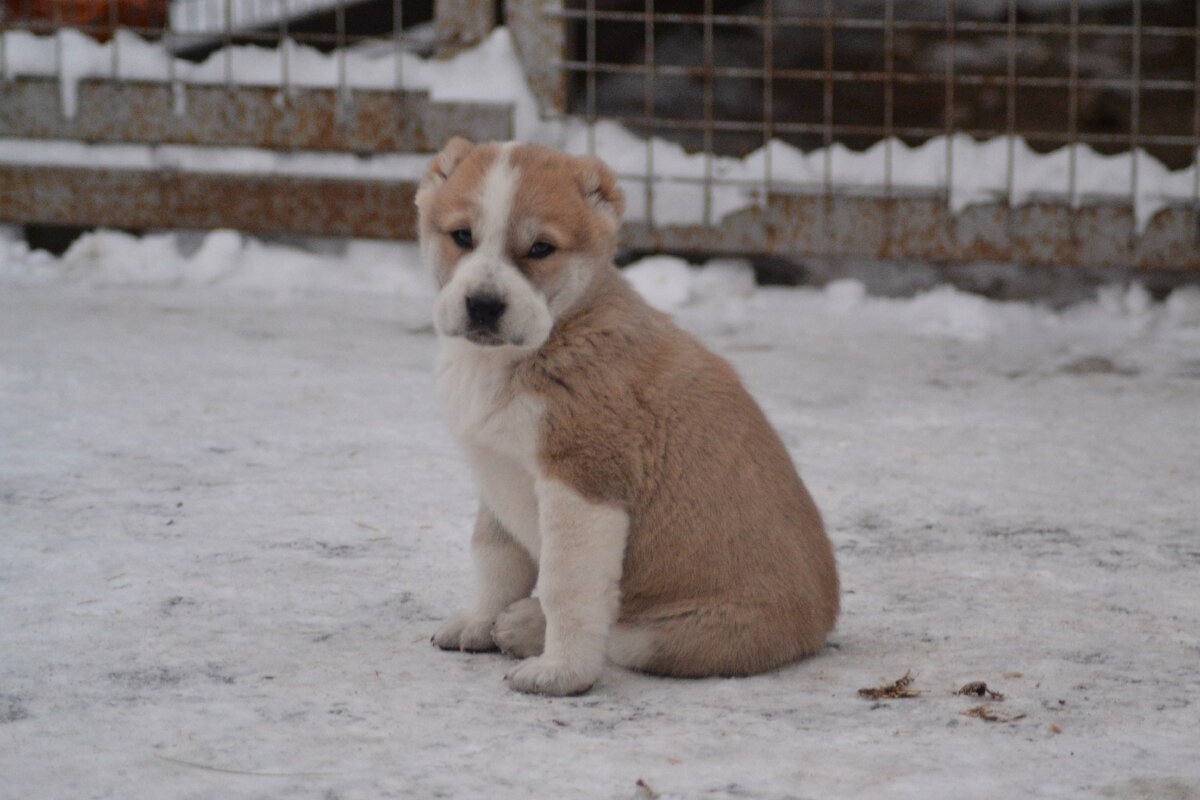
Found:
[416,138,625,350]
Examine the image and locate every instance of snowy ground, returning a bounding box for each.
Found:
[2,230,1199,799]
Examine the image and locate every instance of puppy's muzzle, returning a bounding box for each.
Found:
[464,292,509,344]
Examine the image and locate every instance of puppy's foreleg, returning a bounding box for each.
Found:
[505,479,628,696]
[433,505,537,652]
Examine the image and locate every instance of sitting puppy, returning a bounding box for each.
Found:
[418,138,838,695]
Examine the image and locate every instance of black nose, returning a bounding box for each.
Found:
[465,293,507,330]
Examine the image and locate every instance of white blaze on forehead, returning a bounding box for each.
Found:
[475,143,520,259]
[431,142,554,350]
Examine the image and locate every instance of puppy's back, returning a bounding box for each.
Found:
[524,265,838,676]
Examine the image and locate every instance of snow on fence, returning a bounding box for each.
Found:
[1,0,1198,270]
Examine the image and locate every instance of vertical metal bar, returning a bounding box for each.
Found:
[1193,0,1199,242]
[109,0,120,80]
[281,0,292,98]
[702,0,715,226]
[586,0,596,154]
[54,3,65,117]
[1005,0,1016,239]
[336,0,349,115]
[762,0,773,199]
[1068,0,1079,212]
[883,0,894,193]
[944,0,955,220]
[184,0,194,44]
[1129,0,1142,232]
[435,0,494,58]
[822,0,833,197]
[166,1,180,115]
[883,0,895,252]
[394,0,404,89]
[643,0,655,228]
[224,0,234,91]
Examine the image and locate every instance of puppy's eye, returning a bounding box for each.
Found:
[450,229,474,249]
[526,241,556,260]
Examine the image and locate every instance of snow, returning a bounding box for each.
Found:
[2,27,1196,229]
[0,26,545,138]
[2,228,1199,799]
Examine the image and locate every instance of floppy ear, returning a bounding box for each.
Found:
[573,156,625,229]
[415,137,475,215]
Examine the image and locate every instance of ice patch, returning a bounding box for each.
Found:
[61,229,185,286]
[1164,286,1200,329]
[623,256,694,312]
[1,227,428,297]
[1097,283,1155,320]
[184,229,244,286]
[691,258,757,303]
[904,285,997,342]
[824,279,869,316]
[622,256,756,313]
[7,228,1200,347]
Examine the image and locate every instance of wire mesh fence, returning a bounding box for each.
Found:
[541,0,1199,263]
[554,1,1199,166]
[1,0,1197,269]
[0,0,434,90]
[0,0,509,238]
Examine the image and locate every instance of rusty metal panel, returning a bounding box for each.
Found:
[0,165,418,239]
[3,160,1195,269]
[548,3,1200,168]
[435,0,495,57]
[621,194,1200,272]
[0,79,511,153]
[543,2,1199,273]
[507,0,567,115]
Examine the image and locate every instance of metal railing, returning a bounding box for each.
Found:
[534,0,1200,270]
[0,0,510,238]
[1,0,1197,270]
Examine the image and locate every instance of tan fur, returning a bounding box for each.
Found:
[514,266,838,676]
[417,139,623,296]
[420,139,838,689]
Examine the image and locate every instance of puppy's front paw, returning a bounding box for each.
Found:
[432,613,497,652]
[505,656,599,696]
[492,597,546,659]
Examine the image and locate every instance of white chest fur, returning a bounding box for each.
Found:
[435,337,544,558]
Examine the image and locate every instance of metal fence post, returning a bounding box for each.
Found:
[435,0,495,58]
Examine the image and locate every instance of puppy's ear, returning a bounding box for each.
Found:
[416,137,475,215]
[573,156,625,229]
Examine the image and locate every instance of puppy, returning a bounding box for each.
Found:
[418,138,838,695]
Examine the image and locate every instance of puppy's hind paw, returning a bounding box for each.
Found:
[492,597,546,659]
[505,656,599,696]
[432,613,497,652]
